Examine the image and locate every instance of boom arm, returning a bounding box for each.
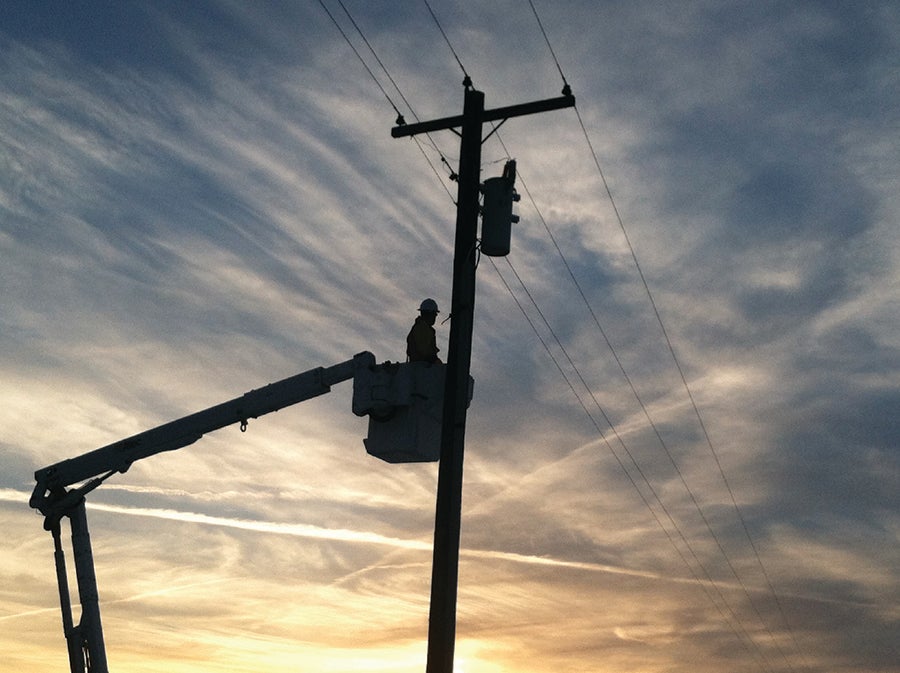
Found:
[30,351,376,673]
[31,351,375,518]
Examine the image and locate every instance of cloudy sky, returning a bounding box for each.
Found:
[1,1,898,672]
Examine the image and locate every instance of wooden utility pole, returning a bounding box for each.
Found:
[392,85,574,673]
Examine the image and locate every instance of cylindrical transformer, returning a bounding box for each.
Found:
[480,176,518,256]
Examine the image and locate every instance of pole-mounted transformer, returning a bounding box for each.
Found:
[480,159,520,257]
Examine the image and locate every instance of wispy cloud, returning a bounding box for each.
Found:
[2,1,898,671]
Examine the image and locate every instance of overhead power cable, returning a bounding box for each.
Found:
[488,257,771,670]
[416,2,781,667]
[316,0,402,120]
[485,158,778,670]
[573,101,804,672]
[526,0,569,92]
[317,0,457,202]
[336,0,412,123]
[524,1,808,669]
[318,2,772,663]
[333,0,459,201]
[424,0,765,660]
[573,108,802,666]
[575,106,803,665]
[421,0,473,88]
[490,256,775,670]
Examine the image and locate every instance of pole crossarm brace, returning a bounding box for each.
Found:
[391,94,575,138]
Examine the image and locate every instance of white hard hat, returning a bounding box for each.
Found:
[419,298,439,313]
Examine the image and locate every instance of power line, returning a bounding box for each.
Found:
[526,0,569,91]
[317,0,457,201]
[315,0,402,121]
[575,98,807,673]
[573,105,799,669]
[489,255,774,671]
[335,0,456,167]
[336,0,411,122]
[332,0,801,666]
[421,0,473,88]
[524,1,808,668]
[492,169,780,666]
[577,103,806,667]
[413,3,783,667]
[508,145,794,662]
[482,89,778,672]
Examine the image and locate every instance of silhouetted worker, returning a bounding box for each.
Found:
[407,298,442,363]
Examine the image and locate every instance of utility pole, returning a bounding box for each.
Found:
[392,85,574,673]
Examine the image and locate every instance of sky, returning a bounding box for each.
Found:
[1,1,898,672]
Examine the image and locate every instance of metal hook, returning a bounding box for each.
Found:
[240,419,248,433]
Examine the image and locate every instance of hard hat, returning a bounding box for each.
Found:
[419,298,439,313]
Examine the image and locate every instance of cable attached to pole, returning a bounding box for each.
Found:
[422,0,473,89]
[526,0,570,96]
[315,0,404,123]
[318,0,458,194]
[522,1,809,667]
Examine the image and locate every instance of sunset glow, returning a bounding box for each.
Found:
[2,2,898,672]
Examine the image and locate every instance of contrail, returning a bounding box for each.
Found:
[2,488,875,608]
[85,501,672,582]
[4,487,657,578]
[87,500,436,551]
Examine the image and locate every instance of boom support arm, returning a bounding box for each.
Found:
[29,351,376,673]
[31,351,376,519]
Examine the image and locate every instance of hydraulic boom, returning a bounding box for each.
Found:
[30,351,376,673]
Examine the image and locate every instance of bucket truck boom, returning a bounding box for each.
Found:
[32,352,376,513]
[31,350,469,673]
[31,351,378,673]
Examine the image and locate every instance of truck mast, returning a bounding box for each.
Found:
[31,352,456,673]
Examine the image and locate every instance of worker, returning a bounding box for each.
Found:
[407,298,442,363]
